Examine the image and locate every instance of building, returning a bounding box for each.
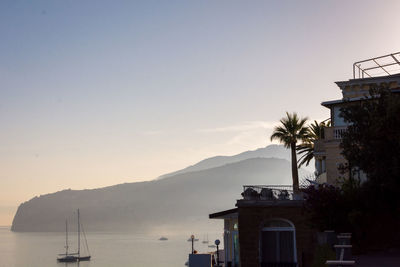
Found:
[209,208,239,266]
[314,52,400,184]
[210,186,315,267]
[209,52,400,267]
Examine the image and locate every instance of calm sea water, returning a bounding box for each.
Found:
[0,227,222,267]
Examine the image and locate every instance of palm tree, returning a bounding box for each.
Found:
[270,112,309,193]
[296,120,330,169]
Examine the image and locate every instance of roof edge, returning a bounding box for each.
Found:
[335,73,400,87]
[209,208,238,219]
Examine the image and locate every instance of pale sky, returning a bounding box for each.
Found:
[1,0,400,225]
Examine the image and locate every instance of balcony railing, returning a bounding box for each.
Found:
[324,126,347,140]
[333,127,347,139]
[242,185,304,201]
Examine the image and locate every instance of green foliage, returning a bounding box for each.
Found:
[302,184,350,232]
[340,86,400,213]
[270,112,309,148]
[270,112,309,192]
[304,86,400,250]
[297,120,330,168]
[311,244,336,267]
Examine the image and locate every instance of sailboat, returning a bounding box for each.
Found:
[76,209,91,261]
[57,209,91,262]
[202,234,209,244]
[57,220,78,262]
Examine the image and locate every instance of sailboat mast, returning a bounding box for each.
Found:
[65,220,69,256]
[78,209,80,257]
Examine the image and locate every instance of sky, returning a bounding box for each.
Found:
[1,0,400,225]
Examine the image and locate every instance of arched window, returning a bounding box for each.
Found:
[260,219,297,267]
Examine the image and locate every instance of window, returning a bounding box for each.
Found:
[333,106,347,127]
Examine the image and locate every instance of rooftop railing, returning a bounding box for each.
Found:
[353,52,400,79]
[242,185,304,201]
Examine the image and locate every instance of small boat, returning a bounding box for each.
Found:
[159,237,168,241]
[187,238,199,242]
[202,234,209,244]
[208,244,217,248]
[57,255,78,263]
[78,255,91,261]
[76,209,91,261]
[57,209,91,262]
[57,220,78,262]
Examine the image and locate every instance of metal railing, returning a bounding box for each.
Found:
[242,185,302,201]
[353,52,400,79]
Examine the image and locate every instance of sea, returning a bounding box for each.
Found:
[0,227,222,267]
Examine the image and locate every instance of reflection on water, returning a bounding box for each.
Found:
[0,227,222,267]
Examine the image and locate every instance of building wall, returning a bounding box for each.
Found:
[316,75,400,184]
[340,80,399,99]
[315,128,348,185]
[237,204,317,267]
[324,139,347,184]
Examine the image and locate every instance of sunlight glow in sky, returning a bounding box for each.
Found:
[1,0,400,224]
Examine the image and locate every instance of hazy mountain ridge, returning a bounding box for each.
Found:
[158,144,293,179]
[12,157,309,232]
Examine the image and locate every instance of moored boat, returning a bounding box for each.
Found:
[57,220,78,262]
[76,209,91,261]
[57,255,78,262]
[202,234,209,244]
[78,255,91,261]
[57,209,91,262]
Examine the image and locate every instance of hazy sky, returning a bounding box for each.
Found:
[1,0,400,225]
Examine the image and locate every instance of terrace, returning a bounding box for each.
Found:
[238,184,311,206]
[353,52,400,79]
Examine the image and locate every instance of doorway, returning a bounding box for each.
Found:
[260,219,297,267]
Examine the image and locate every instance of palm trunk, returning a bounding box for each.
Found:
[291,143,300,193]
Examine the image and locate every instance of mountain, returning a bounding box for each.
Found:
[158,144,294,179]
[11,157,309,232]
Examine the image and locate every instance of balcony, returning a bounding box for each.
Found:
[324,126,347,140]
